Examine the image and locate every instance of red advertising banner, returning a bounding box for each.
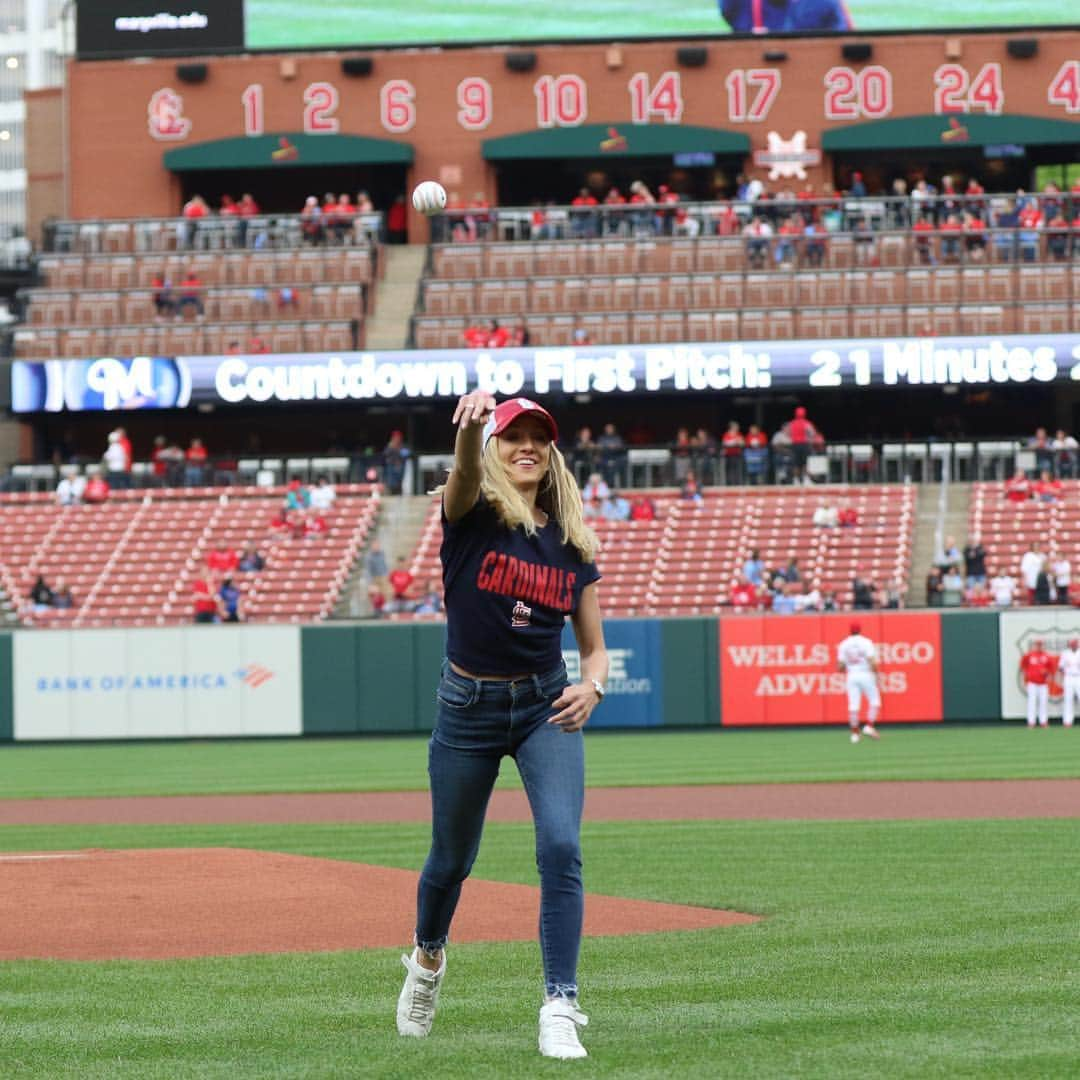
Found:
[719,613,943,726]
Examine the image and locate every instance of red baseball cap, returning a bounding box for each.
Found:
[1070,638,1079,650]
[483,398,558,446]
[849,621,862,635]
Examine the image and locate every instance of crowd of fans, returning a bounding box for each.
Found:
[438,174,1080,263]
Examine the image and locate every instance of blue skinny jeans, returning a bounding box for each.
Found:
[415,661,584,1000]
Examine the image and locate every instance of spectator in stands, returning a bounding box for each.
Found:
[770,425,793,484]
[177,267,205,318]
[582,497,603,520]
[207,540,239,574]
[926,566,944,607]
[597,422,626,486]
[83,469,110,504]
[1046,208,1070,261]
[463,320,491,349]
[219,577,242,623]
[787,405,819,486]
[572,323,591,347]
[382,429,411,494]
[963,535,988,587]
[1034,561,1054,605]
[837,505,859,527]
[852,571,875,610]
[692,428,718,486]
[51,579,74,610]
[185,437,208,486]
[304,511,329,538]
[55,472,85,506]
[151,435,176,486]
[181,194,209,248]
[771,582,798,615]
[152,270,176,319]
[570,188,599,239]
[743,549,765,587]
[671,427,694,483]
[628,180,656,236]
[989,568,1017,607]
[29,574,53,612]
[238,544,266,573]
[774,215,802,266]
[781,557,801,584]
[300,195,323,244]
[936,535,961,570]
[720,422,744,485]
[962,212,987,260]
[992,200,1019,262]
[881,578,904,609]
[629,494,656,521]
[730,573,758,611]
[913,213,936,265]
[277,285,299,314]
[103,431,129,489]
[1053,429,1078,478]
[1030,427,1054,475]
[939,213,963,263]
[680,469,704,505]
[367,580,388,618]
[822,590,839,612]
[332,193,357,244]
[355,190,375,215]
[508,317,530,347]
[743,424,769,484]
[941,564,965,606]
[1034,469,1063,503]
[413,579,444,617]
[743,216,773,269]
[285,478,311,513]
[1052,550,1071,603]
[601,489,631,522]
[487,321,510,348]
[795,582,823,613]
[1017,198,1043,262]
[387,194,407,244]
[572,427,597,485]
[192,577,221,624]
[1020,546,1044,604]
[1004,468,1031,503]
[672,206,700,238]
[365,539,389,591]
[388,556,416,613]
[812,503,839,528]
[309,475,336,512]
[964,578,991,607]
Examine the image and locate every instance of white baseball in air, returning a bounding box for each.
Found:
[412,180,447,216]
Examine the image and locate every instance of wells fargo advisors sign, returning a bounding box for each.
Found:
[719,612,943,726]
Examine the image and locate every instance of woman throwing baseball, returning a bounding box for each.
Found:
[397,392,607,1060]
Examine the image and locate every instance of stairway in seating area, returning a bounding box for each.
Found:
[364,245,428,350]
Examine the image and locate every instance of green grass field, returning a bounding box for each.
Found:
[245,0,1067,49]
[2,727,1078,1077]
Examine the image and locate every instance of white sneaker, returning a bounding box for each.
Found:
[396,948,445,1037]
[850,731,861,743]
[861,724,880,740]
[539,999,589,1059]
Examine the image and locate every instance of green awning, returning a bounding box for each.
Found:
[163,132,414,172]
[823,113,1080,152]
[482,123,750,161]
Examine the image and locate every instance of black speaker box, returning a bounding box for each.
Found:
[176,63,207,84]
[1006,39,1038,59]
[841,43,873,62]
[342,56,373,77]
[676,46,708,68]
[505,51,537,73]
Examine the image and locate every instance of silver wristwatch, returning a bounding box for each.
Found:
[590,679,606,701]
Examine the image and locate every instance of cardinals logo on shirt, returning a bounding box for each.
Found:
[511,601,532,628]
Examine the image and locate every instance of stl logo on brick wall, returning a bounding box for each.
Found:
[754,131,822,181]
[236,663,275,689]
[147,88,191,141]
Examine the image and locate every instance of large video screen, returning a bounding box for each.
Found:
[78,1,1066,58]
[245,1,1066,49]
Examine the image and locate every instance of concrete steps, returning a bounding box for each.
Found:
[364,245,428,350]
[908,481,971,603]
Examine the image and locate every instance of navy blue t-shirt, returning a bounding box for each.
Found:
[441,496,601,676]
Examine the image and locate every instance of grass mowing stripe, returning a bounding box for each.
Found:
[0,727,1077,800]
[1,818,1077,1078]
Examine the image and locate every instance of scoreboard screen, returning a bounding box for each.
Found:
[78,1,1069,58]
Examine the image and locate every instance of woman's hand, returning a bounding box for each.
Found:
[548,682,601,732]
[452,391,496,430]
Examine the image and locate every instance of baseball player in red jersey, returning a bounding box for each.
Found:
[1057,637,1080,728]
[1019,638,1055,728]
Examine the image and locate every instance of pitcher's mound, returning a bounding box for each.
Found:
[0,848,758,961]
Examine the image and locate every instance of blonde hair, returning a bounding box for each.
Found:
[435,437,598,562]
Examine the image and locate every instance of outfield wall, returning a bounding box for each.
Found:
[0,610,1023,740]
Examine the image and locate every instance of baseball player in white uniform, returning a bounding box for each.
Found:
[1058,637,1080,727]
[837,621,881,743]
